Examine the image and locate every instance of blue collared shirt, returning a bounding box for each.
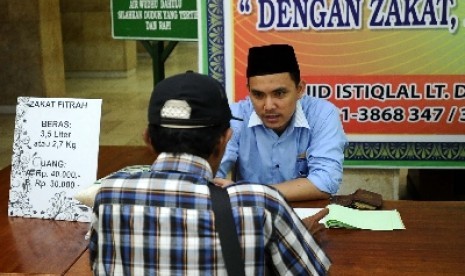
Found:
[217,95,348,194]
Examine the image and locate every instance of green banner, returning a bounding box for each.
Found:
[111,0,197,41]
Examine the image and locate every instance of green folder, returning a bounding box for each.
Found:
[324,204,405,231]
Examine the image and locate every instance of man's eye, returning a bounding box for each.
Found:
[274,90,286,97]
[252,92,264,99]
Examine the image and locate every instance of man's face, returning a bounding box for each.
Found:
[248,72,304,134]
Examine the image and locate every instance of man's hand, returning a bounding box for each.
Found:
[301,208,329,235]
[212,177,234,187]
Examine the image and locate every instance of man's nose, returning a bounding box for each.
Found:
[264,97,275,111]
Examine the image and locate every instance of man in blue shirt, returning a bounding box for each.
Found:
[89,71,331,275]
[215,44,348,201]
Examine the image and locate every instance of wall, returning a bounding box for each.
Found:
[0,0,65,108]
[60,0,137,77]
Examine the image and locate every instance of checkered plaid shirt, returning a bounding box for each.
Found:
[89,153,330,275]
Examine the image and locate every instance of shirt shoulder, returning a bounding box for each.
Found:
[230,97,254,119]
[299,95,339,117]
[229,97,255,134]
[299,95,342,129]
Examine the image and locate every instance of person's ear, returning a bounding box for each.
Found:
[143,127,155,153]
[297,80,306,99]
[209,128,233,174]
[220,128,233,149]
[213,128,232,158]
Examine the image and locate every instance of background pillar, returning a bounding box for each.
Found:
[0,0,65,111]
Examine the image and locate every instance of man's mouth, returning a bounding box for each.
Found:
[264,114,280,123]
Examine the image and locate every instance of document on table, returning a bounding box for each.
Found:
[294,204,405,231]
[294,208,327,224]
[294,208,324,219]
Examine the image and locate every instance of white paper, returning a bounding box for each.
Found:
[293,207,328,224]
[8,97,102,222]
[294,208,324,219]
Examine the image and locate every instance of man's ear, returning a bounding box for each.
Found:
[213,128,232,159]
[209,128,233,174]
[297,80,306,99]
[220,128,233,150]
[143,127,155,153]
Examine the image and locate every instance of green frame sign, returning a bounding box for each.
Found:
[111,0,197,41]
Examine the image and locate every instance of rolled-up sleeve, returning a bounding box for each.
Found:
[306,103,348,194]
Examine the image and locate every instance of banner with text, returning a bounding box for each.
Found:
[111,0,197,40]
[198,0,465,167]
[9,98,102,221]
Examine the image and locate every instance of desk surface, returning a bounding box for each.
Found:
[0,146,155,274]
[294,200,465,275]
[1,146,465,275]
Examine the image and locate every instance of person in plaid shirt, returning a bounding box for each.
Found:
[89,71,331,275]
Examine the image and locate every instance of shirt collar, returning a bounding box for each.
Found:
[151,152,213,180]
[248,101,310,129]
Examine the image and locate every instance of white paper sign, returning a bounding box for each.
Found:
[8,97,102,222]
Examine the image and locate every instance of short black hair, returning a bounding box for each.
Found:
[148,122,230,160]
[286,71,301,87]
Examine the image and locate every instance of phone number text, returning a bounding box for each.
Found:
[340,106,465,123]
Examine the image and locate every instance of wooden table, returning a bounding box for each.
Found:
[0,146,155,275]
[1,146,464,275]
[293,200,465,275]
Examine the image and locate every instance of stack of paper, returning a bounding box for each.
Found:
[325,204,405,230]
[294,204,405,231]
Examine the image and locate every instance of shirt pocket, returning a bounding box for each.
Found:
[295,157,308,178]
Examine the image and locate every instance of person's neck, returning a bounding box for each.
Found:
[272,120,292,136]
[273,129,285,136]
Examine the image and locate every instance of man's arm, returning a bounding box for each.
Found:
[214,177,330,201]
[298,97,348,197]
[268,190,331,275]
[273,178,330,201]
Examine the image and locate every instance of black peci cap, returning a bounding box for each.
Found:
[148,71,241,128]
[246,44,300,78]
